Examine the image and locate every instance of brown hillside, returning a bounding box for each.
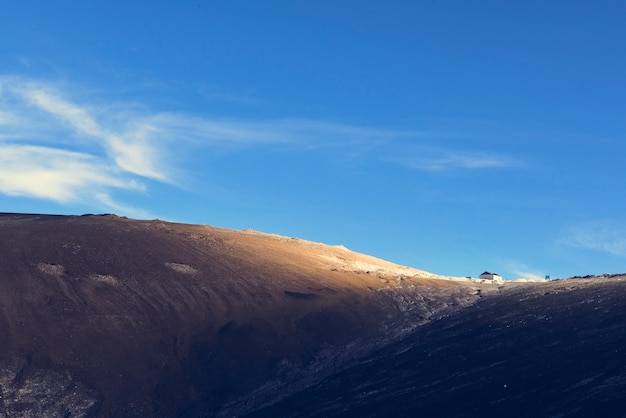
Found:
[0,213,488,416]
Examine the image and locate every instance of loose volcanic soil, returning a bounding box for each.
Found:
[1,213,624,417]
[0,213,485,417]
[250,278,626,417]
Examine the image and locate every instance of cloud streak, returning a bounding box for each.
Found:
[16,86,168,181]
[559,220,626,257]
[0,145,141,203]
[0,75,525,216]
[0,77,315,214]
[391,149,524,171]
[505,261,547,281]
[0,76,179,214]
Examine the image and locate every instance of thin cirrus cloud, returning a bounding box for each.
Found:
[0,77,373,214]
[0,76,179,215]
[559,220,626,257]
[17,86,169,182]
[0,145,143,201]
[0,76,522,216]
[392,150,525,171]
[505,261,547,281]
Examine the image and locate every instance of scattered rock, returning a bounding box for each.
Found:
[164,262,199,274]
[36,263,65,277]
[0,358,99,417]
[88,274,118,285]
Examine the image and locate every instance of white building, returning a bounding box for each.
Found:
[479,271,503,282]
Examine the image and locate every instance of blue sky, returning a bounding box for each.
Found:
[1,1,625,280]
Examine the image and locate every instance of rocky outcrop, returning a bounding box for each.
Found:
[0,358,98,417]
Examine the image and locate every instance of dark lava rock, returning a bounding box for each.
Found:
[249,278,626,417]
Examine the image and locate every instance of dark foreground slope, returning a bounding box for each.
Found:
[0,213,485,417]
[251,277,626,417]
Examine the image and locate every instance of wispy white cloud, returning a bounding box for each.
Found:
[23,88,106,137]
[0,110,20,125]
[15,86,168,181]
[505,261,548,281]
[0,75,524,216]
[0,76,178,214]
[392,149,524,171]
[0,77,270,213]
[0,145,141,202]
[559,220,626,257]
[133,114,404,150]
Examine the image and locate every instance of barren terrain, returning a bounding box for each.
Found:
[0,213,487,416]
[0,213,624,417]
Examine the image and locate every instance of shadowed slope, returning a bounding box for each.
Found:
[250,277,626,417]
[0,213,486,416]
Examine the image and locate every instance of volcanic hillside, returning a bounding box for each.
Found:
[0,213,488,417]
[250,276,626,417]
[3,213,625,417]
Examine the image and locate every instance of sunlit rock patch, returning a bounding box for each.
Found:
[88,274,119,285]
[164,262,199,274]
[37,263,65,276]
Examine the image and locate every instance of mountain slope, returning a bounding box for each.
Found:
[0,213,488,417]
[249,277,626,417]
